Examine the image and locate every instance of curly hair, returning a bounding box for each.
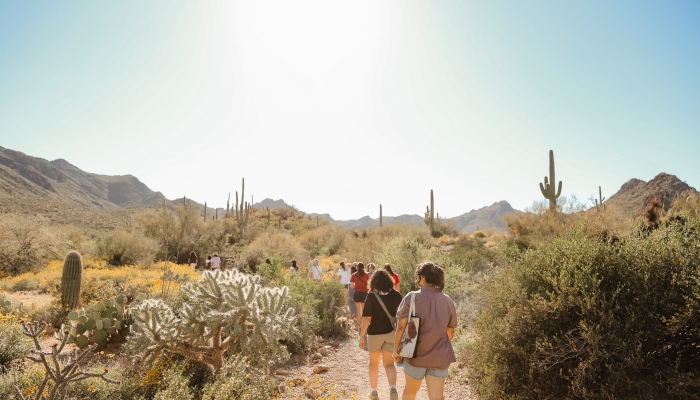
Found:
[369,270,395,293]
[414,261,446,292]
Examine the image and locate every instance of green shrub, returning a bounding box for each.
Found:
[0,314,31,370]
[201,356,279,400]
[469,218,700,399]
[375,235,432,293]
[288,278,348,339]
[96,229,156,266]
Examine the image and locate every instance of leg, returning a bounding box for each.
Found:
[425,375,445,400]
[402,373,422,400]
[381,349,397,386]
[368,351,381,389]
[355,302,363,327]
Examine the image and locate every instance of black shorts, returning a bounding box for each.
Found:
[353,291,368,303]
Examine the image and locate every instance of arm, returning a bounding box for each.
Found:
[393,317,408,362]
[447,327,455,341]
[358,316,372,348]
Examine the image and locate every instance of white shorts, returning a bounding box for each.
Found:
[190,263,196,268]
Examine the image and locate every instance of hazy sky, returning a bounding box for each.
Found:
[1,1,698,220]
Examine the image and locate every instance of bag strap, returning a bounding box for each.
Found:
[409,292,416,318]
[372,291,396,323]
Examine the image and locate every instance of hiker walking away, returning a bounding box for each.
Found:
[188,251,198,270]
[338,262,352,310]
[290,260,299,274]
[393,262,457,400]
[359,270,402,400]
[367,263,377,278]
[350,262,370,328]
[210,253,222,270]
[310,259,323,281]
[384,264,401,292]
[347,264,357,315]
[206,255,212,270]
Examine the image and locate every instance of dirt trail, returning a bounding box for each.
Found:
[277,328,476,400]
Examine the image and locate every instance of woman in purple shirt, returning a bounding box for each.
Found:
[393,262,457,400]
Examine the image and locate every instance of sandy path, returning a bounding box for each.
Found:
[278,328,476,400]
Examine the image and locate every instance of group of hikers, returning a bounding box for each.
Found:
[184,252,455,399]
[339,261,457,400]
[185,251,248,271]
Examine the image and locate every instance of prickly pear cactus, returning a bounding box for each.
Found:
[63,286,147,350]
[125,269,296,372]
[61,251,83,310]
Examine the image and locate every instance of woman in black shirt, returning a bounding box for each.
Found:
[359,270,403,400]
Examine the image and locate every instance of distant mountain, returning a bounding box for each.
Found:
[605,173,695,217]
[448,200,514,232]
[253,198,289,211]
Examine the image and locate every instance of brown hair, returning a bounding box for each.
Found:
[369,270,394,293]
[356,262,366,277]
[384,263,395,276]
[414,261,445,291]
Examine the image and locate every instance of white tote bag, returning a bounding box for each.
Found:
[397,292,420,358]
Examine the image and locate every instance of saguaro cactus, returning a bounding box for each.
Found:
[204,202,207,221]
[380,204,383,227]
[424,190,435,233]
[539,150,562,212]
[61,251,83,310]
[596,186,606,211]
[226,193,230,218]
[235,178,250,236]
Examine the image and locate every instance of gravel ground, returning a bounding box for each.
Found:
[277,328,477,400]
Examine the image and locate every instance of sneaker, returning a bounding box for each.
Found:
[369,391,379,400]
[390,387,398,400]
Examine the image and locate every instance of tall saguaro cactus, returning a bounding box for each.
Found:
[204,202,207,221]
[226,193,230,218]
[539,150,562,212]
[596,186,606,211]
[235,178,250,236]
[424,190,435,233]
[61,251,83,310]
[380,204,383,227]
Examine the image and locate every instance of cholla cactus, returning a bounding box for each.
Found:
[125,269,295,372]
[14,321,119,400]
[1,292,12,313]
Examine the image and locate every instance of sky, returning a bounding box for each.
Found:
[0,1,698,220]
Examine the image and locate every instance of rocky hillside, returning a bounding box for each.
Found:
[605,173,695,217]
[449,200,514,232]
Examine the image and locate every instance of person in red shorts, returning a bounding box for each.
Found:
[350,262,370,328]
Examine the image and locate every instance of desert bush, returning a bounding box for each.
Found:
[200,356,279,400]
[299,225,347,257]
[0,214,59,276]
[503,199,631,240]
[469,218,700,399]
[288,278,348,339]
[244,231,310,269]
[0,313,31,370]
[374,235,432,293]
[668,190,700,218]
[96,229,157,266]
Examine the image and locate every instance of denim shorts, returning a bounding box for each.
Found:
[402,361,449,380]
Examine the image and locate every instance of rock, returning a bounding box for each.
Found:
[311,352,323,361]
[312,365,329,375]
[304,387,320,399]
[277,382,286,393]
[274,369,290,376]
[319,346,331,356]
[312,359,320,364]
[329,341,340,348]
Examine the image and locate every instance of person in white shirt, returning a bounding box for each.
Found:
[310,259,323,281]
[338,262,351,286]
[211,253,221,270]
